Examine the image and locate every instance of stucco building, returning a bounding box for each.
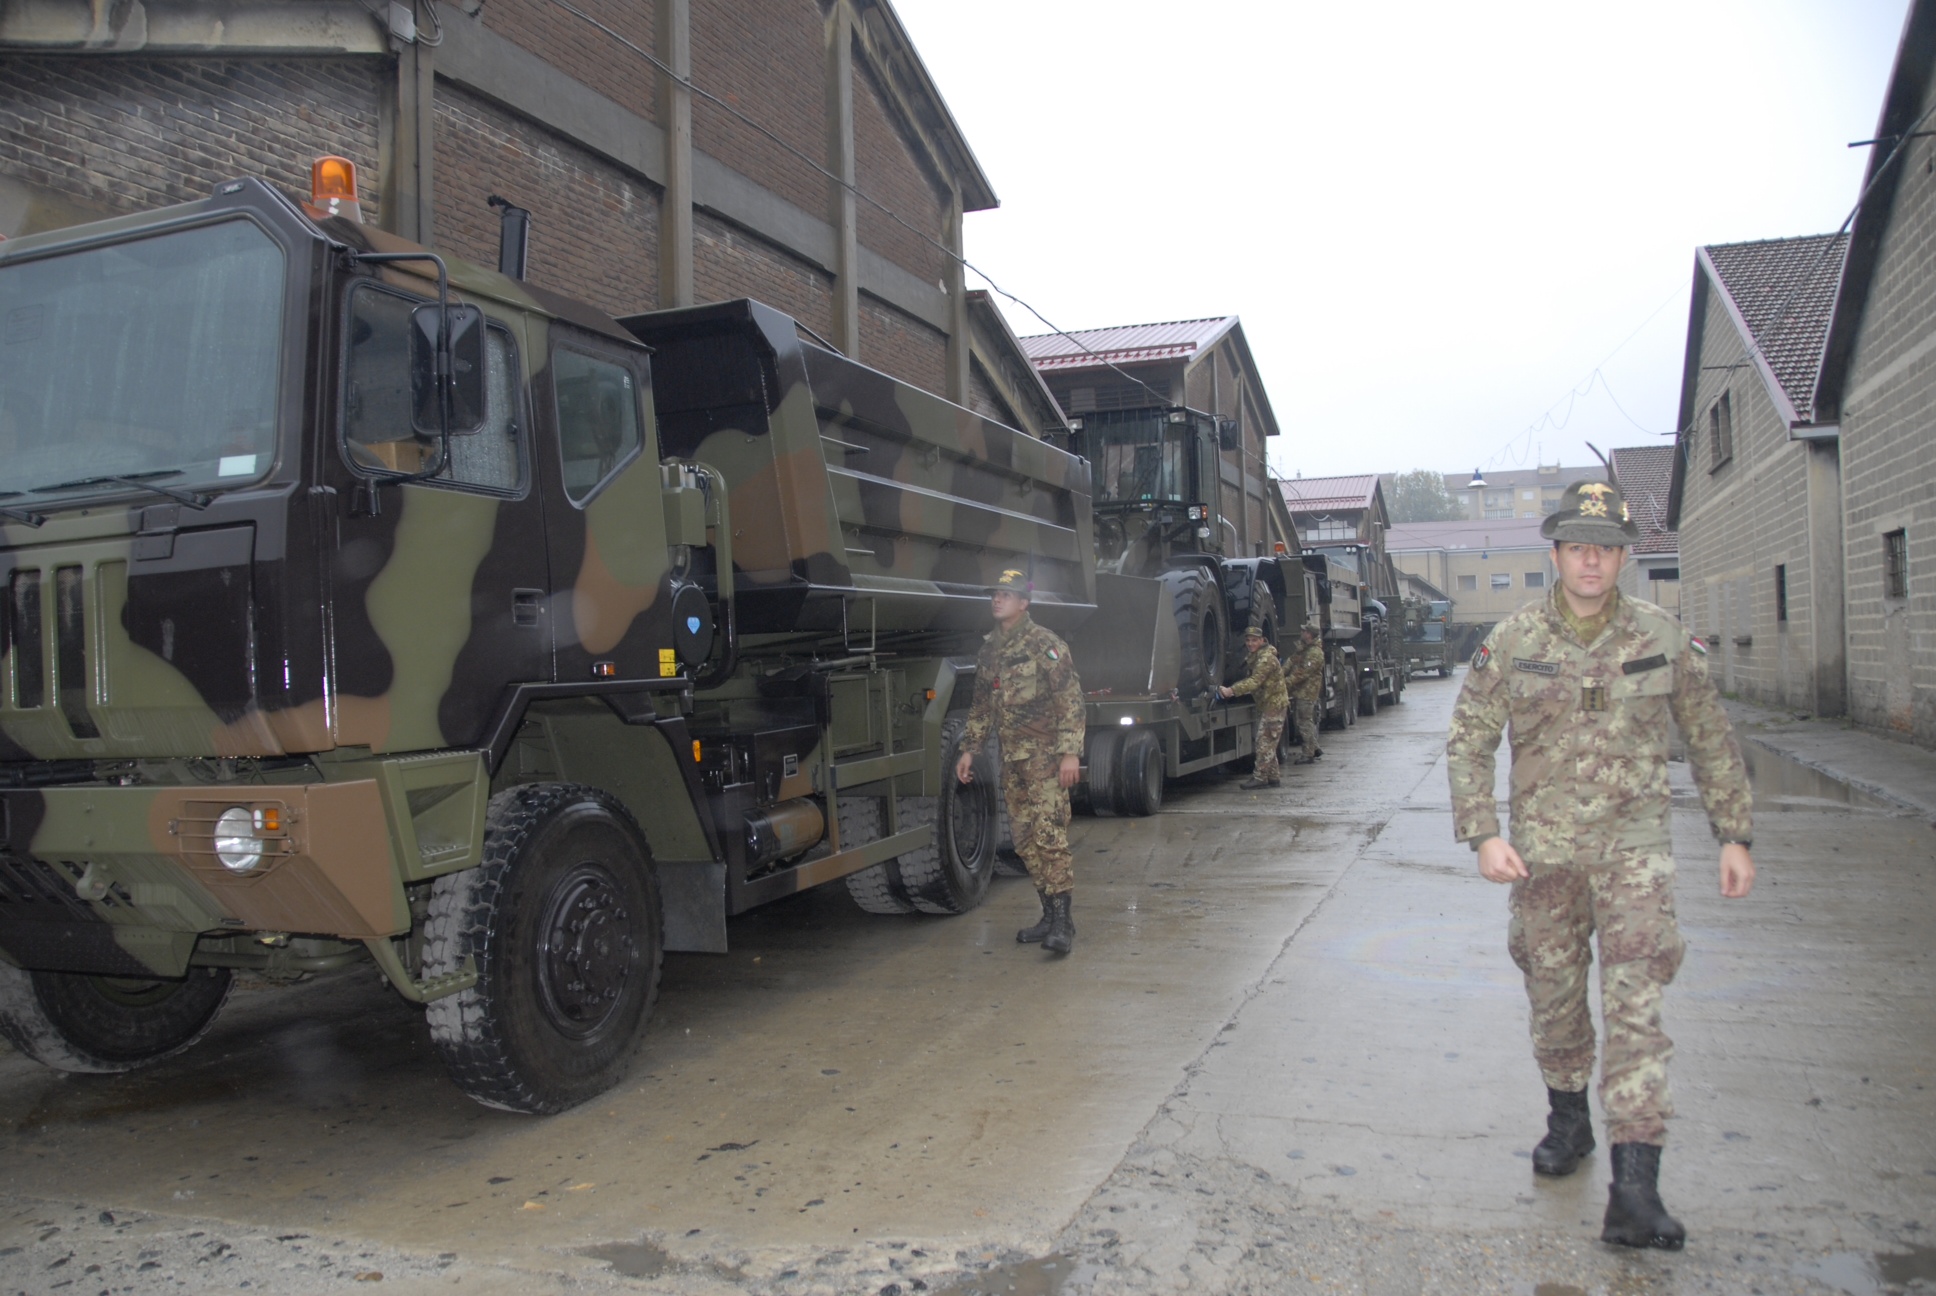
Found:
[1387,517,1554,632]
[0,0,1051,423]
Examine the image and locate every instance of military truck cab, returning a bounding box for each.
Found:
[0,169,1088,1112]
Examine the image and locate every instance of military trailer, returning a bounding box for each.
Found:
[1403,597,1453,678]
[0,165,1092,1113]
[1059,406,1308,815]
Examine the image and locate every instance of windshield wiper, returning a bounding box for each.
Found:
[29,470,211,510]
[0,505,45,528]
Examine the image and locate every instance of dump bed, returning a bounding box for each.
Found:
[620,301,1096,642]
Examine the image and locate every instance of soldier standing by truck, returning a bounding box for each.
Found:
[1220,624,1288,789]
[957,570,1085,955]
[1285,627,1327,764]
[1444,478,1755,1250]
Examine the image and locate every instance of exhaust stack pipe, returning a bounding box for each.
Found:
[486,194,529,280]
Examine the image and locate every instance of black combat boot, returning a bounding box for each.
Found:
[1240,776,1274,790]
[1600,1143,1685,1250]
[1532,1087,1595,1177]
[1016,890,1054,944]
[1042,892,1075,955]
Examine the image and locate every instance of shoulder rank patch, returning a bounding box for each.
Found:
[1622,653,1669,675]
[1512,658,1560,676]
[1689,636,1708,657]
[1472,645,1491,670]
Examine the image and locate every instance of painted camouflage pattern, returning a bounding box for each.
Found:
[1445,588,1752,865]
[1509,852,1685,1146]
[999,754,1074,895]
[1285,640,1325,703]
[0,179,1107,981]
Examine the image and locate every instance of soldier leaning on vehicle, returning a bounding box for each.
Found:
[1221,623,1288,789]
[1445,477,1755,1251]
[1284,626,1326,765]
[957,569,1085,956]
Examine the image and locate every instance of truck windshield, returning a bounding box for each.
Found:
[0,220,283,499]
[1415,622,1445,642]
[1079,408,1189,505]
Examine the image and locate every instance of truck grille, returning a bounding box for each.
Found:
[6,570,43,710]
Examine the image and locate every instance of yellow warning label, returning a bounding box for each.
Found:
[658,647,678,678]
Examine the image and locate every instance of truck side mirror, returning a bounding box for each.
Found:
[411,302,487,436]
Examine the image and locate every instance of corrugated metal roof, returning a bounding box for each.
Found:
[1278,474,1380,514]
[1019,317,1240,373]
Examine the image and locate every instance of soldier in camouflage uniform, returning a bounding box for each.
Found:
[958,569,1086,955]
[1446,478,1755,1251]
[1221,624,1289,788]
[1284,626,1326,764]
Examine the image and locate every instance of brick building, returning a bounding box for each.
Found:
[1019,317,1281,557]
[0,0,1048,419]
[1670,0,1936,743]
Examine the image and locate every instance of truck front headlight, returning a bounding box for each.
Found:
[214,806,264,873]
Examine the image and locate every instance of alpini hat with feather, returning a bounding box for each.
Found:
[1541,479,1641,547]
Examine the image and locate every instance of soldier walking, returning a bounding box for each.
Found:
[1284,626,1325,764]
[1220,624,1288,789]
[1445,478,1755,1250]
[958,569,1085,955]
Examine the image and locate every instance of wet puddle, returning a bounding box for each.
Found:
[1795,1243,1936,1294]
[582,1239,675,1279]
[931,1252,1076,1296]
[1737,745,1894,812]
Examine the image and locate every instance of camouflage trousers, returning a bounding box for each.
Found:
[1291,698,1319,762]
[1507,852,1687,1146]
[1001,754,1074,895]
[1253,710,1287,781]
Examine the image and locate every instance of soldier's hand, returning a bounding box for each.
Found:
[1719,843,1755,898]
[1057,753,1080,789]
[954,751,975,785]
[1476,836,1529,884]
[1218,685,1233,699]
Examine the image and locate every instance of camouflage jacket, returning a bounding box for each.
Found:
[1445,589,1752,866]
[1230,644,1289,713]
[1284,641,1325,703]
[961,614,1085,762]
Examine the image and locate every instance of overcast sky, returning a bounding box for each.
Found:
[891,0,1912,481]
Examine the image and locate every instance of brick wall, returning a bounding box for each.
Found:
[0,56,383,224]
[481,0,655,125]
[851,55,946,286]
[434,84,659,317]
[859,293,945,395]
[693,208,834,340]
[691,0,827,222]
[1839,71,1936,743]
[968,357,1021,428]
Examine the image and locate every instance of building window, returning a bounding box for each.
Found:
[1483,507,1515,519]
[1490,573,1512,591]
[1525,571,1546,588]
[1304,520,1358,542]
[1774,565,1788,622]
[1541,497,1561,515]
[1708,391,1733,470]
[1650,567,1680,582]
[1884,529,1908,599]
[1457,574,1478,591]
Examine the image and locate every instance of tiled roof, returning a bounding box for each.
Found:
[1279,474,1379,514]
[1019,317,1240,373]
[1609,444,1677,556]
[1703,233,1848,420]
[1386,517,1550,551]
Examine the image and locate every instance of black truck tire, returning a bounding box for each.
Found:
[0,961,232,1074]
[1360,677,1379,717]
[424,783,663,1114]
[1118,728,1164,816]
[1165,568,1228,700]
[1077,727,1125,817]
[841,796,917,914]
[888,716,998,915]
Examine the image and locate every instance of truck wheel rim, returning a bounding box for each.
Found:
[949,778,993,871]
[536,862,637,1042]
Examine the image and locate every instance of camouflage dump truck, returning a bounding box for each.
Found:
[0,167,1091,1112]
[1061,407,1306,814]
[1294,552,1365,731]
[1403,597,1453,678]
[1308,542,1404,718]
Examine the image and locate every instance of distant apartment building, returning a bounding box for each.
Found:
[1382,463,1601,521]
[1387,517,1554,628]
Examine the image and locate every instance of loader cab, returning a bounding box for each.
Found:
[1072,405,1231,571]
